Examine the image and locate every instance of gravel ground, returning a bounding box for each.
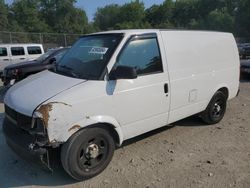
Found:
[0,80,249,188]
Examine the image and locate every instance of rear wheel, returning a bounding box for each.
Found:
[61,127,115,180]
[201,91,227,124]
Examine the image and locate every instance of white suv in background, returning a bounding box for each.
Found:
[0,44,44,70]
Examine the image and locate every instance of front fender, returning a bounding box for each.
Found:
[67,115,124,145]
[34,102,124,146]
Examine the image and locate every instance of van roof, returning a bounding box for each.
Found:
[90,29,231,36]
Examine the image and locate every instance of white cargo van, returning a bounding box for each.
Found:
[3,30,239,180]
[0,44,44,70]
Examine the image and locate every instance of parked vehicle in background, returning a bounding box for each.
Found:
[1,47,68,86]
[3,30,240,181]
[0,44,44,70]
[240,59,250,79]
[238,43,250,59]
[243,43,250,59]
[237,43,245,59]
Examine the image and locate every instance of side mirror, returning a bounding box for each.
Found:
[109,65,137,80]
[49,57,56,64]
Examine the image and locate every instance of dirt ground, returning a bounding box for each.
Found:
[0,79,249,188]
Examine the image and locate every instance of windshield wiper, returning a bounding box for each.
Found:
[57,65,72,71]
[56,65,80,78]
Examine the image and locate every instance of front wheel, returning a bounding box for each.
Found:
[61,127,115,180]
[201,91,227,124]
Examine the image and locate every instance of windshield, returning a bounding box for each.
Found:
[36,49,56,62]
[55,34,123,80]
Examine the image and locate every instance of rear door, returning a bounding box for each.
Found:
[10,46,27,64]
[110,33,170,139]
[27,45,43,60]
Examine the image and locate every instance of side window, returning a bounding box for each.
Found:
[0,47,7,56]
[27,46,42,55]
[116,37,163,76]
[11,47,25,56]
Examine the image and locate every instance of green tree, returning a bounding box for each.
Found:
[115,1,146,29]
[145,4,160,26]
[10,0,49,32]
[197,8,235,32]
[94,4,120,31]
[40,0,88,34]
[94,1,147,30]
[118,0,145,23]
[235,0,250,38]
[0,0,9,31]
[2,0,250,39]
[146,0,174,28]
[173,0,198,28]
[172,0,236,32]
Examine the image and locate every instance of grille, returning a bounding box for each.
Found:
[5,105,32,130]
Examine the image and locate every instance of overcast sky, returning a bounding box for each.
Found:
[5,0,165,21]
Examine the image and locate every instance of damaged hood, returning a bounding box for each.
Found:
[4,70,86,116]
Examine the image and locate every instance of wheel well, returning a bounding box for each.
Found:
[85,123,120,146]
[218,87,229,99]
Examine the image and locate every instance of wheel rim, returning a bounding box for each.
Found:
[211,98,224,118]
[77,136,109,172]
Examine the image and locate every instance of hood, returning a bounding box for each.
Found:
[4,70,86,116]
[5,60,40,70]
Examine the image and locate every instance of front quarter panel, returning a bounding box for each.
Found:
[35,81,124,145]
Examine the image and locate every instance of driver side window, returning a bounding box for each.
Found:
[116,37,163,76]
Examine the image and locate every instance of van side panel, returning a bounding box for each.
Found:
[160,31,239,124]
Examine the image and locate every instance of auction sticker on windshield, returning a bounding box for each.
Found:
[89,47,108,54]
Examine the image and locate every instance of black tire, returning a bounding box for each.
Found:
[201,91,227,124]
[61,127,115,180]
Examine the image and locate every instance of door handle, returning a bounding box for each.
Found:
[20,58,25,60]
[164,83,168,94]
[3,59,9,61]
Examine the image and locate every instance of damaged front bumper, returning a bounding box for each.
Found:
[3,116,53,171]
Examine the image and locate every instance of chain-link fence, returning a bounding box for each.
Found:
[0,31,83,51]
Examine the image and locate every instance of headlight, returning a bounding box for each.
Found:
[30,117,49,146]
[34,118,46,133]
[32,111,46,132]
[30,117,46,136]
